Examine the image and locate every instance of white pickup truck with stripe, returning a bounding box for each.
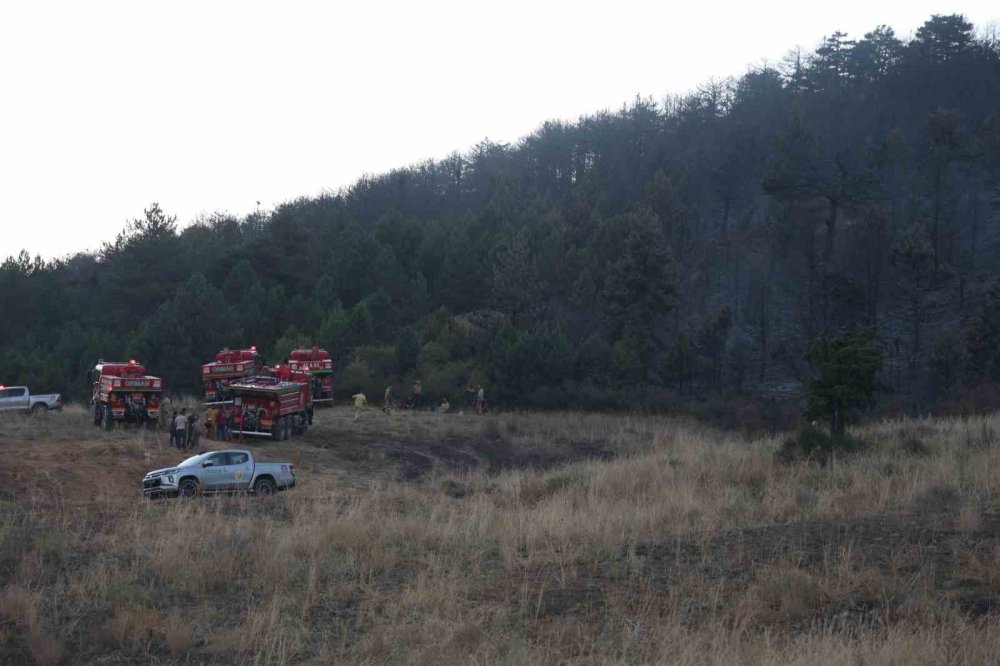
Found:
[142,449,296,497]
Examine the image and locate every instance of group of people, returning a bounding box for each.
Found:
[205,405,238,441]
[168,405,243,448]
[350,380,487,420]
[168,408,200,450]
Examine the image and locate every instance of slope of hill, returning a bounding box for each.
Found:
[2,14,999,417]
[2,407,1000,663]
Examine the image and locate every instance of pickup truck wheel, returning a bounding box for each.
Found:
[31,403,47,417]
[254,477,277,497]
[178,478,199,498]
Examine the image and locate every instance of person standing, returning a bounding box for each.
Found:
[352,392,367,421]
[175,409,188,449]
[188,415,201,451]
[412,379,423,410]
[186,414,199,449]
[215,407,226,441]
[169,410,179,447]
[475,385,486,414]
[382,385,393,414]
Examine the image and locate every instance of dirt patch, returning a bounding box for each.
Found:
[300,408,622,482]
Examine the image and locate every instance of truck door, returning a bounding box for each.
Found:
[226,451,253,489]
[12,387,29,412]
[0,388,14,412]
[199,452,230,490]
[0,388,28,413]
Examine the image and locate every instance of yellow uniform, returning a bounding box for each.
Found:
[352,393,367,420]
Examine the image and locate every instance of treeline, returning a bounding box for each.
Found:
[3,14,1000,422]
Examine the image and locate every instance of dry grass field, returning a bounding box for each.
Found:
[1,403,1000,664]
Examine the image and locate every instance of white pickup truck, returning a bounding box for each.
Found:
[0,386,62,415]
[142,449,296,498]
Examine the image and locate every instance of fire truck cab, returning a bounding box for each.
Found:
[288,347,333,402]
[202,347,264,405]
[89,359,164,430]
[228,373,312,441]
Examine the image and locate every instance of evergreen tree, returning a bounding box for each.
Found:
[806,331,883,434]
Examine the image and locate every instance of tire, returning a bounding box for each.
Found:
[92,401,101,426]
[253,477,277,497]
[31,403,47,417]
[284,416,291,440]
[178,478,199,498]
[101,405,112,431]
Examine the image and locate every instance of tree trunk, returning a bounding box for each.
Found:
[824,197,839,268]
[829,405,844,436]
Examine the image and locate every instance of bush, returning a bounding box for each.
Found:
[933,383,1000,417]
[336,361,381,399]
[355,345,398,379]
[776,424,864,465]
[690,397,799,437]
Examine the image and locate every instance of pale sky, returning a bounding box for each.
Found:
[0,1,996,261]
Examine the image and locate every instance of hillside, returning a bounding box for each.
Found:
[2,14,1000,417]
[2,407,1000,663]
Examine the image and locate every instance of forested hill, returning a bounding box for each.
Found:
[4,14,1000,418]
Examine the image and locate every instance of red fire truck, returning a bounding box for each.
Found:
[202,347,264,405]
[287,347,333,402]
[228,372,313,440]
[89,359,164,430]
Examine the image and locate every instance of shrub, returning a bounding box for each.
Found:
[776,424,864,465]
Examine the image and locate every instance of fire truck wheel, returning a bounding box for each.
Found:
[101,406,112,431]
[92,402,100,426]
[253,477,277,497]
[178,478,199,498]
